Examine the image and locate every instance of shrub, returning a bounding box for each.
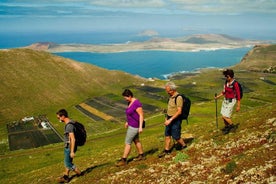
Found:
[174,152,189,163]
[225,160,237,174]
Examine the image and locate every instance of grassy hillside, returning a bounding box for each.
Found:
[0,45,275,183]
[0,48,152,153]
[0,49,148,122]
[236,44,276,72]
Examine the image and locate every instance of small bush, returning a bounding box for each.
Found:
[225,160,237,174]
[174,152,189,163]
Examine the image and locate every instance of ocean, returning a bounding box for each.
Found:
[55,48,251,79]
[0,32,252,79]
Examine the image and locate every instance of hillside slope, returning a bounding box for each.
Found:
[0,45,275,184]
[235,44,276,72]
[0,49,146,123]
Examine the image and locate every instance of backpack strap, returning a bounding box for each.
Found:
[174,94,184,105]
[65,121,76,134]
[232,80,241,99]
[174,94,180,104]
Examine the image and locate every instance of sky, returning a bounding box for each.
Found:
[0,0,276,40]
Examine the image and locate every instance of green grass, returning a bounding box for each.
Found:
[0,45,275,183]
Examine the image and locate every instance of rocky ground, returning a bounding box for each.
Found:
[98,116,276,184]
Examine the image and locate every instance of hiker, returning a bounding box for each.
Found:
[116,89,145,166]
[215,69,241,134]
[56,109,81,183]
[159,82,187,158]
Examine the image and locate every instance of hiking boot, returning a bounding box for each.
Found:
[115,158,127,166]
[180,145,187,150]
[158,150,171,158]
[175,143,187,150]
[223,129,230,134]
[221,125,230,131]
[229,124,238,133]
[223,124,234,134]
[57,175,69,183]
[133,154,146,161]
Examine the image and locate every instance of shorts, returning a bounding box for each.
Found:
[221,98,236,118]
[125,126,139,145]
[64,148,76,170]
[165,118,182,140]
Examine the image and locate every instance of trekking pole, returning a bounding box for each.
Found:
[215,93,218,129]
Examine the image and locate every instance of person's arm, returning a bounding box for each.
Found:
[136,107,144,133]
[234,82,241,112]
[236,100,241,112]
[215,92,224,99]
[215,83,226,99]
[69,132,76,158]
[166,106,182,124]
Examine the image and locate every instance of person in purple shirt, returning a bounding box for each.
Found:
[116,89,145,166]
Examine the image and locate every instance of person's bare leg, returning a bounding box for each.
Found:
[134,139,143,154]
[223,116,233,125]
[122,144,131,158]
[176,137,186,147]
[165,136,171,150]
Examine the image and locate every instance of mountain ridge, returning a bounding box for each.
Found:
[25,34,268,53]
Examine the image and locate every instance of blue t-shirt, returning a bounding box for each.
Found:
[126,99,142,128]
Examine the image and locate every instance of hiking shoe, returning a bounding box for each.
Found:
[57,175,69,183]
[133,154,146,161]
[175,143,187,150]
[180,145,187,150]
[115,158,127,166]
[158,150,171,158]
[229,124,238,133]
[223,124,234,134]
[221,125,230,131]
[223,129,230,134]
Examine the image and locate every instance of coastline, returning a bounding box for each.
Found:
[45,43,256,53]
[25,35,264,53]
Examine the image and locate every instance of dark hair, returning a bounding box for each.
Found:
[122,89,133,97]
[223,69,234,78]
[56,109,68,118]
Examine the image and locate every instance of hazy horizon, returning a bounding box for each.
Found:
[0,0,276,43]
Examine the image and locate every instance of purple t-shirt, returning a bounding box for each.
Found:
[126,99,142,128]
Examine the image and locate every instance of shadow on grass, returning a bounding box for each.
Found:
[172,137,194,151]
[69,162,110,181]
[127,148,159,163]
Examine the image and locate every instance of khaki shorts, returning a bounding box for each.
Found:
[221,98,236,118]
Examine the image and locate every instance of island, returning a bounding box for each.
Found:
[25,34,269,53]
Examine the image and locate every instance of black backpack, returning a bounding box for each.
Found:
[68,121,87,146]
[234,81,243,99]
[174,94,191,123]
[225,80,243,99]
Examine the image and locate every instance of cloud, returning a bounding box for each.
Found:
[1,0,275,35]
[1,0,275,18]
[90,0,166,8]
[170,0,276,14]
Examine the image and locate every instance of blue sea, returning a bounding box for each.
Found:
[55,48,251,79]
[0,32,252,79]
